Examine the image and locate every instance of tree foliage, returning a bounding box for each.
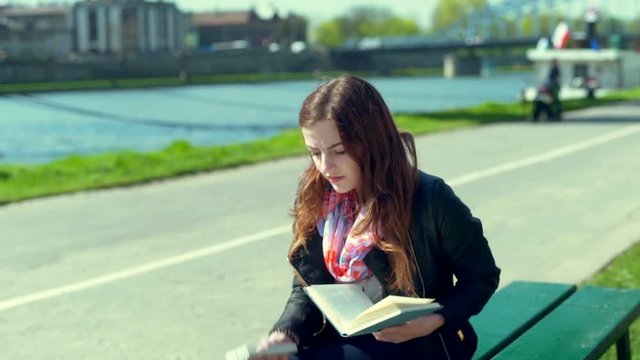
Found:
[314,19,345,47]
[276,13,309,43]
[431,0,488,32]
[313,6,421,47]
[431,0,638,40]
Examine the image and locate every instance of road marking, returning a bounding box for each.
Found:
[449,124,640,187]
[0,225,291,312]
[2,124,638,311]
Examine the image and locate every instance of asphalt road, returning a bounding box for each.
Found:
[1,102,639,359]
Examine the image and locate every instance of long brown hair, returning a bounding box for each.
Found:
[290,75,419,295]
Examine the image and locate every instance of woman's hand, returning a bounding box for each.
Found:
[253,331,297,360]
[372,313,445,343]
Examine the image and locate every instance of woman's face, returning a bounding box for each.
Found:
[302,120,362,195]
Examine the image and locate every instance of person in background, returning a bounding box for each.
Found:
[256,75,500,359]
[548,59,562,119]
[532,59,563,122]
[549,58,560,86]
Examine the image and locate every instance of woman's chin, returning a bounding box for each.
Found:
[331,185,352,194]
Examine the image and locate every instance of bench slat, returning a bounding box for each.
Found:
[472,281,576,360]
[492,286,640,360]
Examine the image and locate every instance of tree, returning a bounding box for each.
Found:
[314,19,345,47]
[521,15,535,36]
[518,12,556,38]
[276,13,309,43]
[625,19,640,33]
[431,0,487,32]
[313,6,421,48]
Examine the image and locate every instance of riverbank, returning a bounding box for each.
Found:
[0,72,324,95]
[0,86,638,205]
[0,69,431,95]
[0,66,529,95]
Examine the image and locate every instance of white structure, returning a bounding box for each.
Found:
[525,48,640,100]
[72,0,186,54]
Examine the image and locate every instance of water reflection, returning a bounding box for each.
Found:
[0,72,531,164]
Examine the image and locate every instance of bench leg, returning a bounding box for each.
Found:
[616,330,630,360]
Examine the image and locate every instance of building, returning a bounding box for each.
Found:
[72,0,186,54]
[0,6,72,58]
[191,8,307,51]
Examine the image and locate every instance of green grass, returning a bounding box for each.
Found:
[0,73,316,94]
[0,65,537,94]
[0,80,115,93]
[0,86,638,205]
[583,240,640,359]
[0,70,416,94]
[0,130,305,205]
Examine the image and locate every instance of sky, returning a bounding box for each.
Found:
[1,0,638,31]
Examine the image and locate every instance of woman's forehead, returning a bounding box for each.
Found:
[302,121,342,147]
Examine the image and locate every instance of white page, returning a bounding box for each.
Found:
[225,342,297,360]
[304,284,373,332]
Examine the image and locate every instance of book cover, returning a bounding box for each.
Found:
[304,283,442,337]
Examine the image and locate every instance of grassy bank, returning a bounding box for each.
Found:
[0,66,531,95]
[584,240,640,359]
[0,87,638,205]
[0,69,440,95]
[0,72,320,94]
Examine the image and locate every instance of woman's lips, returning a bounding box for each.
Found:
[328,176,345,183]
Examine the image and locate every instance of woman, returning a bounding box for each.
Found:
[257,75,500,359]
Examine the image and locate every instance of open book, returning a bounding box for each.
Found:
[304,283,442,337]
[225,342,297,360]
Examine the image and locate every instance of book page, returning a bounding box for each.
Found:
[360,295,437,318]
[349,296,442,336]
[225,342,297,360]
[304,283,374,333]
[348,305,443,337]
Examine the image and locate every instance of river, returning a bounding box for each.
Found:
[0,72,533,164]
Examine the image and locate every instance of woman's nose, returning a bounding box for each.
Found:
[319,154,334,173]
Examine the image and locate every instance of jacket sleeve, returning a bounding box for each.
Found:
[269,275,325,346]
[431,179,500,328]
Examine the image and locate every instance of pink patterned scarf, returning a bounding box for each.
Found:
[318,190,376,282]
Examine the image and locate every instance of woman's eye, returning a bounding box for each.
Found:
[310,152,320,158]
[335,150,346,155]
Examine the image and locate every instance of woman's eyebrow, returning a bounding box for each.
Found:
[306,142,343,150]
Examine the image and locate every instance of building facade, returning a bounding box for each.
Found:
[72,0,186,54]
[191,8,307,50]
[0,6,72,58]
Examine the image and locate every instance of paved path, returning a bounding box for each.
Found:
[1,102,639,359]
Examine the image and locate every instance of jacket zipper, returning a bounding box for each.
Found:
[408,238,426,298]
[438,333,452,360]
[415,237,452,359]
[312,314,327,336]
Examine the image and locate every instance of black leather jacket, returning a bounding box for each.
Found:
[271,171,500,359]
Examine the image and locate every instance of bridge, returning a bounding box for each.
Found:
[441,0,635,41]
[331,0,640,75]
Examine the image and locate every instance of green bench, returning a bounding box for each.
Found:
[472,281,640,360]
[471,281,577,359]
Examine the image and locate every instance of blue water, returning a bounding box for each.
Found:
[0,72,533,164]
